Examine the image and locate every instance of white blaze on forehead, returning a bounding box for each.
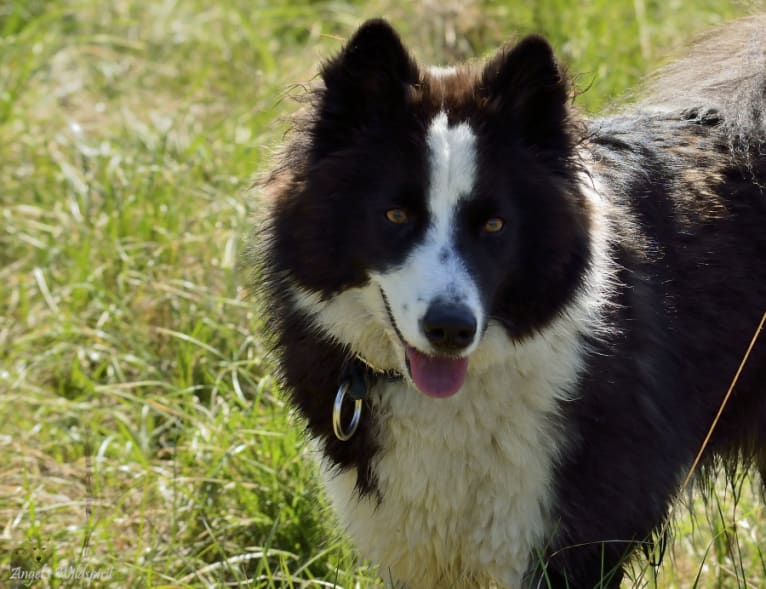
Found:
[426,111,477,225]
[427,65,458,79]
[369,111,483,357]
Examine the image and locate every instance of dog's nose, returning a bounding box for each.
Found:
[421,302,477,352]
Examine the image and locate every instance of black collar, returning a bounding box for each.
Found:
[340,357,403,401]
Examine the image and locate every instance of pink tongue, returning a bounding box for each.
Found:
[405,346,469,398]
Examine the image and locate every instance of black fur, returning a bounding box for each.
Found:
[536,106,766,586]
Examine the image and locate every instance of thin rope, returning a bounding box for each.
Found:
[681,310,766,490]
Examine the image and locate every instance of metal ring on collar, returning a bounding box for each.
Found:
[332,381,362,441]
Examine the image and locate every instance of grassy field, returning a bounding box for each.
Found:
[1,0,765,587]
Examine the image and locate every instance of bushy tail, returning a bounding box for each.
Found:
[644,15,766,153]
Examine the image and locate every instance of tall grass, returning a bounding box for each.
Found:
[1,0,764,587]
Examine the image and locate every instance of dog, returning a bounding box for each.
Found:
[252,17,766,588]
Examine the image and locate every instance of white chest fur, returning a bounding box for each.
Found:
[320,320,587,588]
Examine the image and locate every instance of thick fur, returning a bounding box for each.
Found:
[252,17,766,589]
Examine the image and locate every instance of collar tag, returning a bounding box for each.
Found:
[345,360,370,401]
[332,359,368,442]
[332,359,406,442]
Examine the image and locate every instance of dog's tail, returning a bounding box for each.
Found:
[643,15,766,155]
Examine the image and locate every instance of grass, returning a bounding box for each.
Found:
[1,0,764,587]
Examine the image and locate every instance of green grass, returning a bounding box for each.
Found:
[1,0,764,587]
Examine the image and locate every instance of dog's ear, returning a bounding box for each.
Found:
[321,19,419,109]
[480,35,570,148]
[316,19,419,132]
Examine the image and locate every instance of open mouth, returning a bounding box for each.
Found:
[405,346,469,398]
[379,287,471,398]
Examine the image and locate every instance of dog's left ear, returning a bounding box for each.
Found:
[480,35,571,148]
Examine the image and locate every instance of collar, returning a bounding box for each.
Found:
[332,357,403,441]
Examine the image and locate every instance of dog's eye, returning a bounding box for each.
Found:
[482,217,505,233]
[385,208,410,224]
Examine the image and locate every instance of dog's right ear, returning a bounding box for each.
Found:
[321,19,419,110]
[315,20,419,138]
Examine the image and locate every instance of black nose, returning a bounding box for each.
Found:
[421,302,477,352]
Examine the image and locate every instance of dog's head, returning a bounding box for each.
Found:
[262,20,592,397]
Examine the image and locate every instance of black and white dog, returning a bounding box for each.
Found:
[253,17,766,588]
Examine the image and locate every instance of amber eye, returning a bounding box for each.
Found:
[385,208,410,224]
[482,217,505,233]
